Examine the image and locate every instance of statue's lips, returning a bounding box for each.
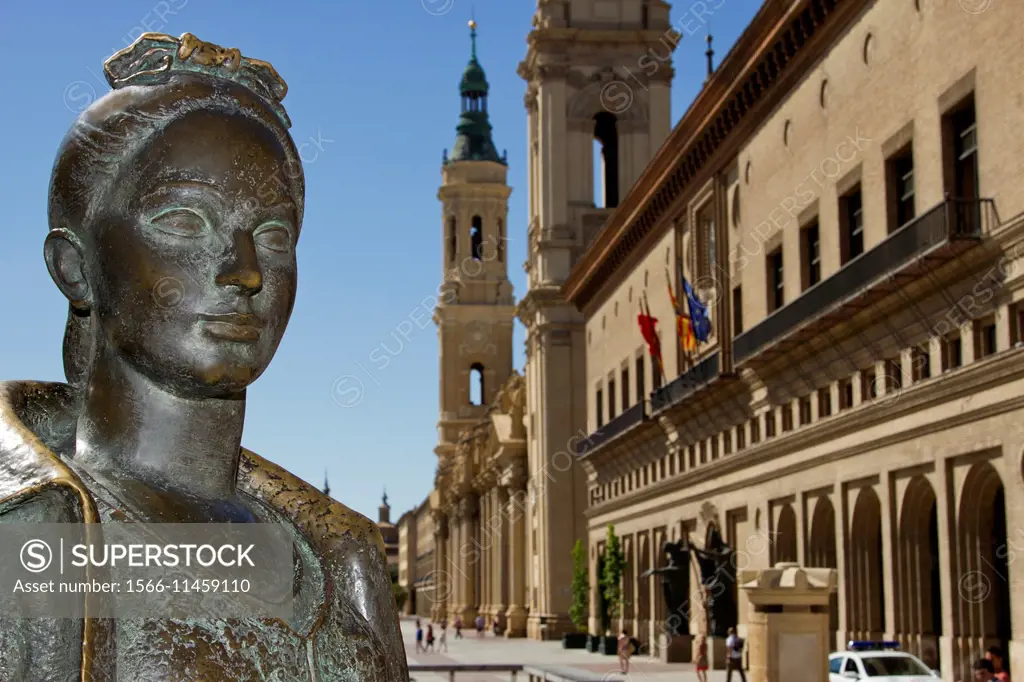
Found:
[197,313,262,342]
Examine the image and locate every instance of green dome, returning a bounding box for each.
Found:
[461,58,488,94]
[445,20,505,166]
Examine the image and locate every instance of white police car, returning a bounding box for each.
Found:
[829,641,940,680]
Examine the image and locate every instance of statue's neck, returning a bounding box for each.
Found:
[73,353,245,500]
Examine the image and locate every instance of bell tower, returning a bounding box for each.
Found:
[516,0,676,639]
[434,20,515,463]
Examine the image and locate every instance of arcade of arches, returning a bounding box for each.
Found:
[586,427,1023,678]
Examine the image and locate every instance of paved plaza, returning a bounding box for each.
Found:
[401,619,739,682]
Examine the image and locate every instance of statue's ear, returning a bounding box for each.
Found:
[44,229,91,311]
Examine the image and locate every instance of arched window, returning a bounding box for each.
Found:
[497,218,505,263]
[593,112,619,208]
[470,216,483,260]
[469,363,485,405]
[447,216,457,263]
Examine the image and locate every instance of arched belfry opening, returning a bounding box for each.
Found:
[469,363,485,405]
[447,216,457,263]
[470,216,483,260]
[497,217,504,263]
[593,111,619,208]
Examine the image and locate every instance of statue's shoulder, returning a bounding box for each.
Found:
[236,449,386,560]
[237,449,407,681]
[0,381,91,522]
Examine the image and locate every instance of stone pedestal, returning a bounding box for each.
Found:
[657,632,692,663]
[739,562,837,682]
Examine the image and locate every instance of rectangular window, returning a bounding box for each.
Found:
[764,411,776,439]
[799,396,812,426]
[710,436,719,460]
[861,368,877,401]
[887,145,915,232]
[736,424,746,451]
[699,441,707,465]
[840,186,864,264]
[885,357,903,393]
[653,350,663,389]
[697,201,716,281]
[608,378,616,420]
[818,387,832,417]
[781,404,794,433]
[621,367,630,409]
[750,417,761,444]
[596,388,604,428]
[801,220,821,290]
[767,248,784,312]
[636,355,646,404]
[839,378,854,411]
[1012,302,1024,347]
[942,333,963,371]
[945,96,979,201]
[912,345,931,382]
[976,317,997,358]
[723,430,732,455]
[733,286,743,335]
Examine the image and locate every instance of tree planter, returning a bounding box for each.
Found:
[562,633,589,649]
[597,636,618,655]
[586,634,601,652]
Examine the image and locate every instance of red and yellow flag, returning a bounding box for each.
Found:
[666,268,697,354]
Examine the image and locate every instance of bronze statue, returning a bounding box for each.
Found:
[0,32,407,681]
[641,541,692,636]
[691,530,738,638]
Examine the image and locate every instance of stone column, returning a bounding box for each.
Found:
[480,489,492,622]
[739,563,837,682]
[504,470,529,637]
[493,486,508,628]
[458,495,479,624]
[449,509,463,618]
[431,512,448,621]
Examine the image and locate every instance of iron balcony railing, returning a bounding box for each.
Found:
[733,196,995,365]
[573,400,647,456]
[650,350,721,414]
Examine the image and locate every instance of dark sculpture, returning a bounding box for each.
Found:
[691,529,739,638]
[0,32,406,680]
[641,540,692,636]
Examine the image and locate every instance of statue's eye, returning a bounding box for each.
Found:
[254,223,293,254]
[148,208,208,237]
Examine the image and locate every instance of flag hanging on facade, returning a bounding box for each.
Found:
[665,268,697,354]
[678,255,712,343]
[637,295,664,381]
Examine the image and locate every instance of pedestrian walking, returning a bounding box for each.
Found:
[695,634,709,682]
[725,627,746,682]
[425,624,435,652]
[415,619,424,654]
[454,615,463,639]
[617,629,634,674]
[475,614,485,637]
[438,619,448,652]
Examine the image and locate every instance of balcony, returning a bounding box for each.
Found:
[733,197,995,366]
[573,400,647,456]
[650,351,722,414]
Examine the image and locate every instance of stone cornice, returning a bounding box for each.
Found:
[586,345,1024,522]
[562,0,874,312]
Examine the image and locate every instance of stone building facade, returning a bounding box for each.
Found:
[562,0,1024,680]
[398,497,437,618]
[515,0,678,639]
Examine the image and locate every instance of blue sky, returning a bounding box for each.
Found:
[0,0,758,522]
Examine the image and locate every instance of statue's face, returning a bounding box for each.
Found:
[88,109,299,395]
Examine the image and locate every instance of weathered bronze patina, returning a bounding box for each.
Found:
[0,32,407,681]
